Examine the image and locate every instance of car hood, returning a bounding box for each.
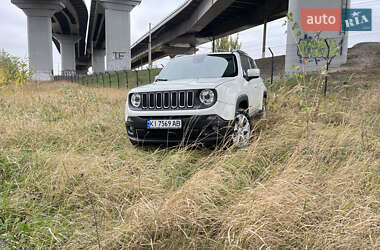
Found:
[129,78,235,93]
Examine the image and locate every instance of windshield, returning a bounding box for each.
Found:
[157,54,238,81]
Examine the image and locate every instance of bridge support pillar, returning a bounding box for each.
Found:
[100,0,141,71]
[11,0,64,81]
[92,49,105,73]
[54,34,79,74]
[285,0,351,73]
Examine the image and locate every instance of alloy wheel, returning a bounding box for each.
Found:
[232,114,251,147]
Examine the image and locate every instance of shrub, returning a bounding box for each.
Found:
[0,50,31,87]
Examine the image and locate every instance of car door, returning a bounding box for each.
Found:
[240,55,261,115]
[248,57,264,109]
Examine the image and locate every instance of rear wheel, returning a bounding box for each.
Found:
[231,109,251,148]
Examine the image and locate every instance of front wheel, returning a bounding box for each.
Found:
[231,110,251,148]
[129,139,139,146]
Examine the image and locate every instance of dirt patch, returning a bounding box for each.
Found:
[338,42,380,72]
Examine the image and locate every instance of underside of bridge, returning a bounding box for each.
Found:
[87,1,105,52]
[52,0,88,72]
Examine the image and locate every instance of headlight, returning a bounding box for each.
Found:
[199,89,215,105]
[130,93,141,108]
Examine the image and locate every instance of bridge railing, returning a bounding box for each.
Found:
[54,68,162,89]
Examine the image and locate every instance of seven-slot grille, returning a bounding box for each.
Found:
[140,91,195,110]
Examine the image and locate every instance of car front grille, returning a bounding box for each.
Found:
[140,90,196,110]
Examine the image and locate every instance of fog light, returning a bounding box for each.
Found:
[127,122,135,135]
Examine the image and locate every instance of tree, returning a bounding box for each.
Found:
[213,34,242,52]
[0,50,30,87]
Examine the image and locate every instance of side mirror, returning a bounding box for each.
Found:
[247,69,260,80]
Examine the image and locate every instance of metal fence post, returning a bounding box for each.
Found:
[108,72,112,88]
[136,70,139,87]
[116,71,120,89]
[148,68,151,83]
[125,71,128,88]
[324,39,331,97]
[268,47,274,85]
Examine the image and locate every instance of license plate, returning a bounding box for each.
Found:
[147,120,182,129]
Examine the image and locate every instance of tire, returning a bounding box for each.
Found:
[129,139,139,146]
[230,109,251,148]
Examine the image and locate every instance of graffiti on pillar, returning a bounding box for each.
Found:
[110,51,129,71]
[112,52,127,60]
[297,34,342,64]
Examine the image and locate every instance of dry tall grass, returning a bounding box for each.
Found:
[0,68,379,249]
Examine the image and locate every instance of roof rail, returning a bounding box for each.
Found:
[232,49,248,55]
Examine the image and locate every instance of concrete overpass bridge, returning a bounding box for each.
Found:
[87,0,142,73]
[12,0,88,80]
[130,0,288,69]
[13,0,351,80]
[87,0,350,74]
[86,0,289,71]
[128,0,350,73]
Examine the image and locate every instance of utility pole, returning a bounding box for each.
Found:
[262,18,267,58]
[148,23,152,69]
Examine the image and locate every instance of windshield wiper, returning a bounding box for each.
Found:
[156,78,168,82]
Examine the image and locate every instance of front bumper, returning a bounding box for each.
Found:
[126,115,231,145]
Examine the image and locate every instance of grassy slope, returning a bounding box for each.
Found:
[0,68,379,249]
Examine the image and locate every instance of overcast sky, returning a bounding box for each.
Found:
[0,0,379,73]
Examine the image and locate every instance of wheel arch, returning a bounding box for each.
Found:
[236,94,249,112]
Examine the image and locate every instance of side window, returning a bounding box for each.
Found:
[249,57,257,69]
[240,55,251,76]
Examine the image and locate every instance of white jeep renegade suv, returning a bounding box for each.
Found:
[125,50,267,147]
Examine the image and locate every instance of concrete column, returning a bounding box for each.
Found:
[100,0,141,71]
[54,34,79,73]
[92,49,105,73]
[285,0,351,73]
[11,0,64,81]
